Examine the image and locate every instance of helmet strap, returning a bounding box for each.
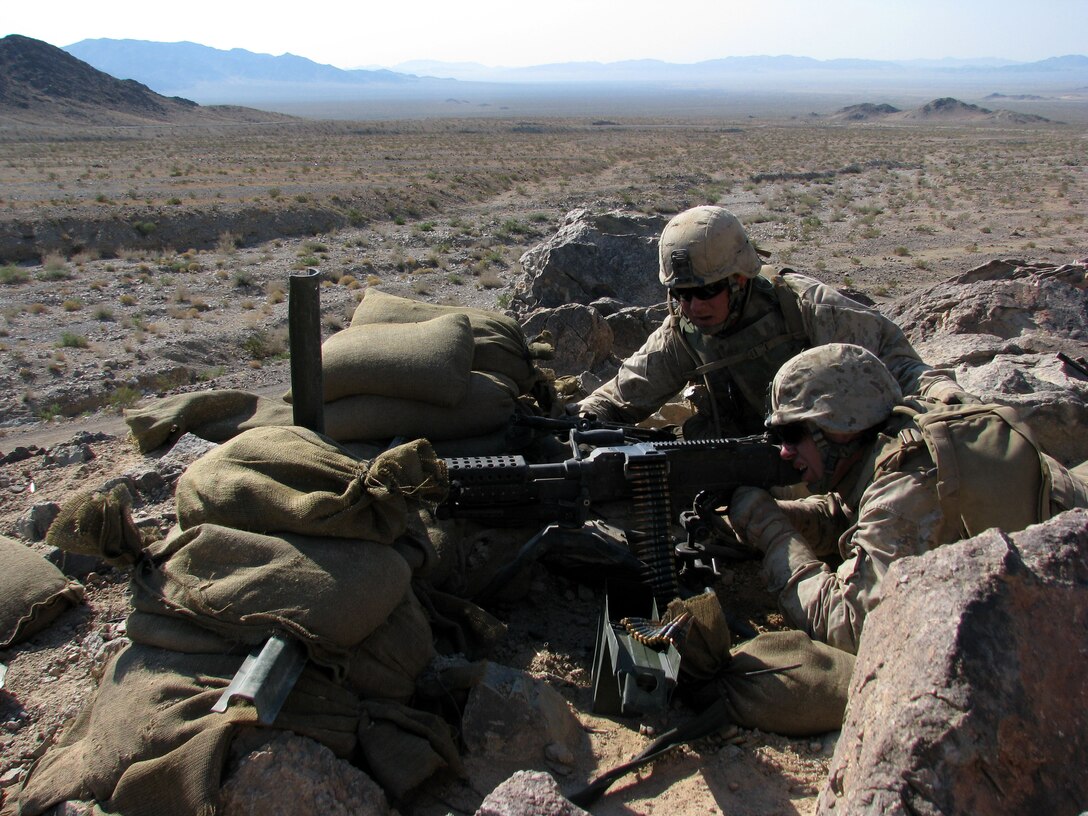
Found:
[808,426,869,494]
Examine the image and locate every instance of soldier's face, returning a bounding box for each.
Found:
[678,286,731,331]
[779,433,824,484]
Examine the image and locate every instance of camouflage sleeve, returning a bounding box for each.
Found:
[768,468,944,654]
[576,317,693,424]
[790,274,964,401]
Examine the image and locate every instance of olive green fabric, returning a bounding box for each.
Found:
[131,523,413,680]
[718,630,854,736]
[322,371,519,443]
[664,591,732,682]
[124,389,295,453]
[45,483,145,568]
[351,288,544,395]
[175,427,447,545]
[0,534,84,648]
[357,699,464,802]
[14,643,359,816]
[283,313,475,407]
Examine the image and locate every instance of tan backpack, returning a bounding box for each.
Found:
[871,401,1088,542]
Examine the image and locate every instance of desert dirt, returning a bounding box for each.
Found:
[1,114,1086,814]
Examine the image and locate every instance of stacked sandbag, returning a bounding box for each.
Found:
[0,534,84,649]
[322,290,550,447]
[20,429,473,816]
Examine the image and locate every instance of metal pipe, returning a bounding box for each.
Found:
[288,268,325,434]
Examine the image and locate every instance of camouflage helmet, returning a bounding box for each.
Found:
[768,343,903,434]
[658,205,762,288]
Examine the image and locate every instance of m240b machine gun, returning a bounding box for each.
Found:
[437,427,799,716]
[438,428,798,604]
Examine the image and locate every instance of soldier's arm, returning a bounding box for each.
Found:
[792,275,968,401]
[576,317,693,424]
[730,470,943,654]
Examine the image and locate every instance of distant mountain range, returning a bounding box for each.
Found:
[60,38,1088,106]
[0,34,290,125]
[386,54,1088,84]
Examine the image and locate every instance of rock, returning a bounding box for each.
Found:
[16,501,60,541]
[475,770,589,816]
[819,509,1088,815]
[43,443,94,467]
[521,304,614,376]
[219,731,389,816]
[515,208,667,311]
[604,304,669,360]
[885,259,1088,465]
[157,432,219,472]
[461,663,586,770]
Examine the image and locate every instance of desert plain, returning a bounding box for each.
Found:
[0,105,1086,814]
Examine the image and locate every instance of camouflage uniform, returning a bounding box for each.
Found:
[578,268,965,438]
[730,344,1088,654]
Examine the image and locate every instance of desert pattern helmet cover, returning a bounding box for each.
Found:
[658,205,763,287]
[768,343,903,434]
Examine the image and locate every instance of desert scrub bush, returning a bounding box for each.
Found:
[478,270,504,289]
[58,332,89,349]
[62,299,83,312]
[893,246,910,257]
[217,232,240,254]
[40,253,72,281]
[301,240,328,254]
[295,255,321,269]
[107,385,141,411]
[0,265,29,285]
[133,221,157,236]
[266,281,287,304]
[94,306,115,322]
[242,328,288,360]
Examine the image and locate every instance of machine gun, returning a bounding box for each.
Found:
[438,426,798,604]
[438,425,799,716]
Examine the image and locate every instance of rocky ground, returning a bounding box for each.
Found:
[1,115,1086,814]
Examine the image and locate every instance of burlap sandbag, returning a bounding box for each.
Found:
[283,313,474,407]
[45,483,145,567]
[357,699,464,802]
[131,523,413,679]
[351,288,542,395]
[717,630,855,736]
[0,534,84,648]
[322,371,518,442]
[664,590,733,682]
[175,427,447,545]
[346,590,436,702]
[124,390,294,453]
[15,643,359,816]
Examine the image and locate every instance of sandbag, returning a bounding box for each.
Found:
[0,534,84,648]
[15,643,359,816]
[357,699,464,802]
[323,371,518,442]
[346,590,436,702]
[717,630,854,736]
[131,523,413,679]
[124,390,294,453]
[175,427,447,545]
[284,313,475,407]
[45,483,145,567]
[351,289,540,394]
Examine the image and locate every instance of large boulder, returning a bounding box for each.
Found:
[521,304,614,376]
[884,259,1088,465]
[819,509,1088,815]
[514,209,667,311]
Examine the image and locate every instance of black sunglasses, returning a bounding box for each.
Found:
[671,279,730,302]
[772,423,809,445]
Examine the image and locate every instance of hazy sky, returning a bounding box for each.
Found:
[5,0,1085,69]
